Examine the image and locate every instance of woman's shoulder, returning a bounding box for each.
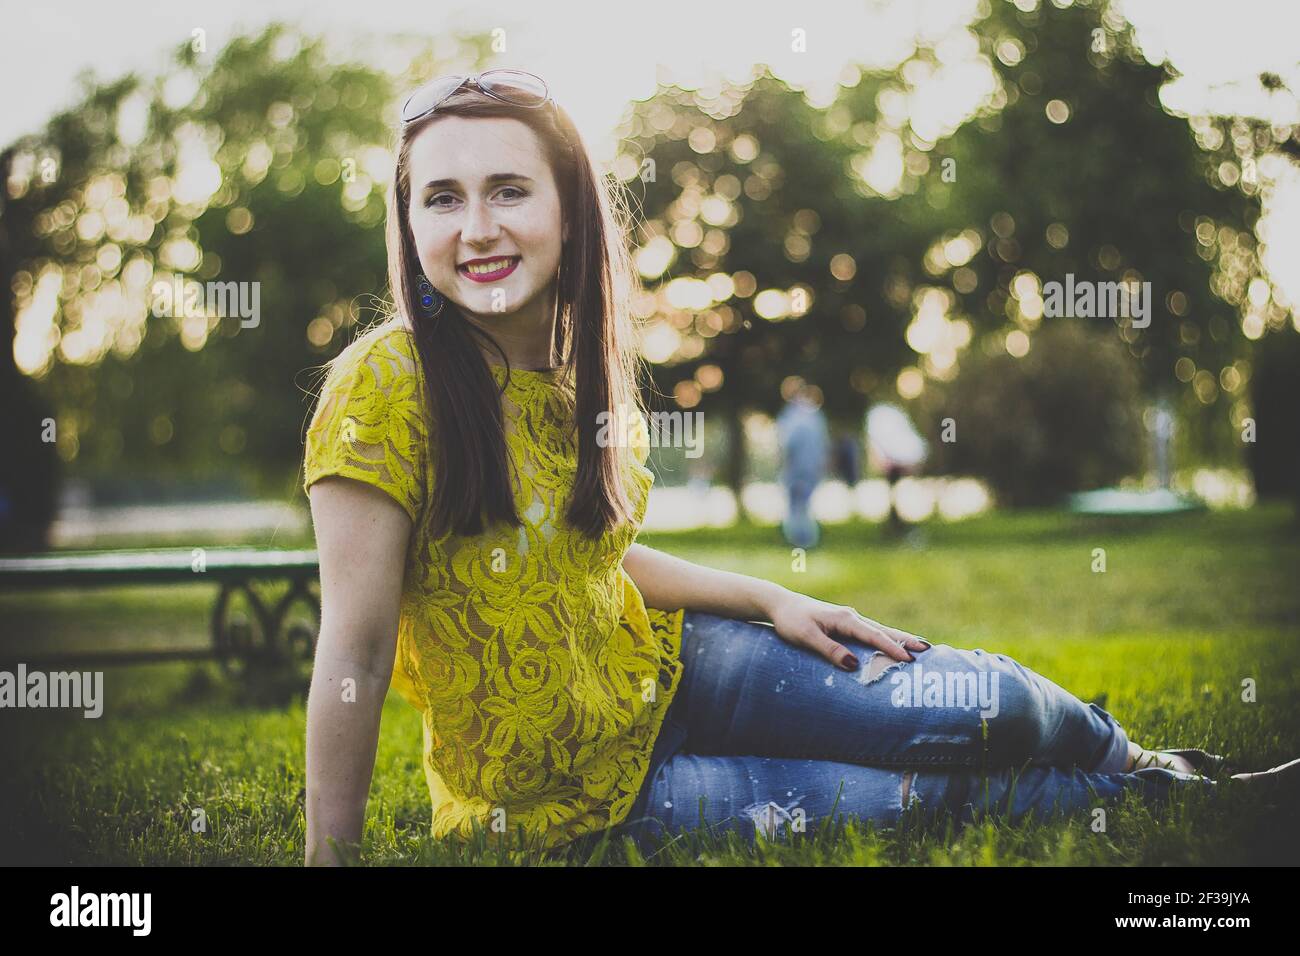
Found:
[341,315,417,366]
[324,315,420,390]
[303,315,427,522]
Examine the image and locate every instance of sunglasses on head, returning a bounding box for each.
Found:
[400,70,553,125]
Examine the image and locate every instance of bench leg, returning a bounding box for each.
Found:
[211,580,275,677]
[211,577,320,682]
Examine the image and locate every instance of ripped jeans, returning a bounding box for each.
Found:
[614,612,1213,848]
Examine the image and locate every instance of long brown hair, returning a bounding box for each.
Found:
[384,82,645,540]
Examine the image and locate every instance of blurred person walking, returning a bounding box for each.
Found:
[777,381,830,549]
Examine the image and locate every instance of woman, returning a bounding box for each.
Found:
[301,70,1297,865]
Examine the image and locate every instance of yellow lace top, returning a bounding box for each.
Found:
[301,318,684,850]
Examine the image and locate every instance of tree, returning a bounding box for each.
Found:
[1,24,494,548]
[904,0,1274,465]
[617,69,935,509]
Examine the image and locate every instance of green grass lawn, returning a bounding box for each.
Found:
[2,506,1299,865]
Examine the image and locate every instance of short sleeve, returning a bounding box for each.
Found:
[302,330,427,523]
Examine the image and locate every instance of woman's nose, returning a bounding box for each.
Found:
[461,199,500,243]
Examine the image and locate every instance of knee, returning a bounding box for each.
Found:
[981,666,1050,760]
[923,648,1049,758]
[896,644,1053,760]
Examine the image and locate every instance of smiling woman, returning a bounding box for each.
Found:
[302,70,679,863]
[386,77,635,540]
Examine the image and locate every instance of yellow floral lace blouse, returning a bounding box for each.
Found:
[302,318,684,850]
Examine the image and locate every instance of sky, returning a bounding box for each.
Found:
[4,0,1299,300]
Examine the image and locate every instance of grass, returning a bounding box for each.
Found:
[2,505,1298,865]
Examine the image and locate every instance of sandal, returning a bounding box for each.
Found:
[1146,747,1237,776]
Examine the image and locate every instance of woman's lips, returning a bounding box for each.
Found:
[458,256,520,283]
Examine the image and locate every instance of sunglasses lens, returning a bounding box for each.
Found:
[401,75,466,122]
[479,70,548,106]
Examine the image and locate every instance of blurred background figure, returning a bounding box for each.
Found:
[686,460,713,498]
[1151,397,1175,490]
[777,379,830,549]
[833,430,862,488]
[866,403,928,537]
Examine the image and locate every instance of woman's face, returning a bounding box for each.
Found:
[405,115,565,326]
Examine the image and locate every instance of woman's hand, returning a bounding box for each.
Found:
[765,589,930,672]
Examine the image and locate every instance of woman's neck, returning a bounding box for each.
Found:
[478,322,557,371]
[467,286,560,371]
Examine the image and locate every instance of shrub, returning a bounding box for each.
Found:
[929,321,1144,506]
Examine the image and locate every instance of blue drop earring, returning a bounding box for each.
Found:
[415,273,445,319]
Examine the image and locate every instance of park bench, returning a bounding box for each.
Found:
[0,548,320,679]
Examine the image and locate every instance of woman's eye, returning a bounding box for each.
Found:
[423,187,524,209]
[426,185,527,210]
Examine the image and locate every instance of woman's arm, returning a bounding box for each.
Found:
[304,477,411,866]
[622,541,786,622]
[622,542,929,671]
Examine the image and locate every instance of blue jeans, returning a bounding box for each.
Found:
[615,612,1213,848]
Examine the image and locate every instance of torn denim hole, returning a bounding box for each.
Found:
[857,649,908,687]
[742,798,803,839]
[913,734,975,745]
